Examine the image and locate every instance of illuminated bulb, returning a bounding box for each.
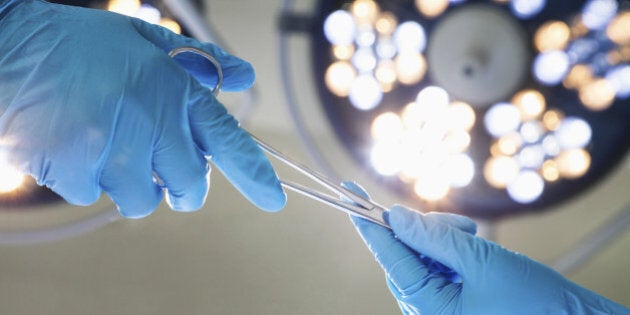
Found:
[350,0,380,24]
[446,154,475,187]
[605,65,630,98]
[533,50,570,85]
[444,130,471,153]
[393,21,427,53]
[534,20,570,52]
[416,86,449,108]
[579,78,615,111]
[563,64,593,89]
[557,149,591,179]
[356,27,377,47]
[555,117,592,149]
[511,0,546,19]
[520,121,545,143]
[507,171,544,204]
[446,101,476,131]
[375,12,398,35]
[375,60,397,90]
[333,45,355,60]
[0,163,24,193]
[395,52,426,85]
[349,75,382,110]
[484,156,520,189]
[512,89,546,120]
[376,38,397,60]
[159,18,181,34]
[107,0,141,16]
[542,134,561,156]
[542,159,560,182]
[542,109,564,131]
[415,0,449,18]
[324,10,357,45]
[414,177,450,201]
[497,132,523,156]
[484,103,522,137]
[325,61,356,97]
[371,141,403,176]
[518,144,545,169]
[401,102,428,128]
[135,4,161,24]
[352,46,377,72]
[371,112,404,141]
[581,0,618,30]
[607,11,630,45]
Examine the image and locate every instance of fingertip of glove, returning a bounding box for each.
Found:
[389,205,426,235]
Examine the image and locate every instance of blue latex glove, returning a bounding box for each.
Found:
[0,0,286,217]
[343,182,629,315]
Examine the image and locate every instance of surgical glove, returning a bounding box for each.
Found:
[0,0,286,217]
[347,188,629,314]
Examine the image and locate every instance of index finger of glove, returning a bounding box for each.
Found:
[187,85,285,212]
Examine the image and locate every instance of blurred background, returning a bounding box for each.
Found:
[0,0,628,314]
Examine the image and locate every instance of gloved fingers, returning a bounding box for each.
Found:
[186,84,285,212]
[99,145,163,219]
[340,180,370,200]
[129,18,254,92]
[152,118,211,212]
[389,206,482,280]
[423,212,477,235]
[350,215,454,302]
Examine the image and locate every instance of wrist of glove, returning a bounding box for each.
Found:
[343,182,628,315]
[0,0,286,217]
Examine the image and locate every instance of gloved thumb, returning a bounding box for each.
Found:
[129,17,254,92]
[389,206,482,280]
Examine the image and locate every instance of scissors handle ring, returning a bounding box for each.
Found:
[168,46,223,97]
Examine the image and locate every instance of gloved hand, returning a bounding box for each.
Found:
[343,182,629,315]
[0,0,286,217]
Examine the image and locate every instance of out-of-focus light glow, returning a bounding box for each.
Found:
[542,159,560,181]
[375,12,398,35]
[376,39,397,59]
[484,103,522,137]
[333,44,355,60]
[349,75,382,110]
[159,18,181,34]
[555,117,592,149]
[416,86,449,108]
[415,0,449,18]
[375,60,397,91]
[444,130,471,153]
[107,0,141,16]
[446,154,475,187]
[446,102,476,131]
[371,112,404,141]
[607,11,630,45]
[512,89,546,120]
[511,0,546,19]
[579,78,615,111]
[542,109,564,131]
[395,52,427,85]
[324,10,357,45]
[533,50,570,85]
[484,156,520,189]
[325,61,356,97]
[356,27,377,47]
[534,21,570,52]
[414,177,450,201]
[557,149,591,179]
[518,144,545,169]
[136,4,161,24]
[350,0,380,24]
[507,171,544,204]
[371,141,403,176]
[352,46,377,72]
[542,134,561,156]
[581,0,618,30]
[393,21,427,53]
[563,64,593,89]
[520,121,544,143]
[496,132,523,156]
[0,162,24,193]
[605,65,630,98]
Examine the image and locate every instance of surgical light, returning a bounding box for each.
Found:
[281,0,630,218]
[0,162,24,194]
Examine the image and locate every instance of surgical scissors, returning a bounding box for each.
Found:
[169,46,390,229]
